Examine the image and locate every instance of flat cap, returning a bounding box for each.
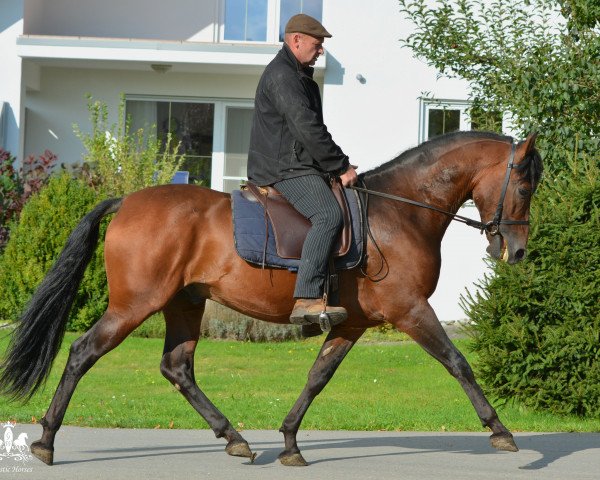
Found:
[284,13,332,38]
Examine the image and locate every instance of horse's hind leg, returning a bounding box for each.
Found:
[31,307,150,465]
[398,300,518,452]
[278,326,365,466]
[160,292,254,460]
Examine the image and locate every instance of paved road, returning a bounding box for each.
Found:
[3,426,600,479]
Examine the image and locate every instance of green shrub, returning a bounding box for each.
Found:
[462,155,600,416]
[132,313,166,338]
[129,302,302,341]
[0,94,185,332]
[0,173,109,330]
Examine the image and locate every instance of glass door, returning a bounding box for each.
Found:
[222,106,254,193]
[126,99,214,186]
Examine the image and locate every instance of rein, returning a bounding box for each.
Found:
[351,141,528,235]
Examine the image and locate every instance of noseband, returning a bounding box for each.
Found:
[350,141,529,235]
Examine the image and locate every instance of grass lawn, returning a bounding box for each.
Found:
[0,332,598,432]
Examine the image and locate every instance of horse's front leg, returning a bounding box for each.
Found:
[278,326,365,466]
[398,300,518,452]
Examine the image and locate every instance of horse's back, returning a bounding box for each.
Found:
[116,184,229,213]
[108,184,231,234]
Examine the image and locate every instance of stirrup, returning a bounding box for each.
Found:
[318,311,332,332]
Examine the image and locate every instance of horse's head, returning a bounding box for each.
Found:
[473,133,543,264]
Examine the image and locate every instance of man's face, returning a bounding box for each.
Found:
[292,33,325,67]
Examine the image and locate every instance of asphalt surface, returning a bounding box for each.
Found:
[2,425,599,479]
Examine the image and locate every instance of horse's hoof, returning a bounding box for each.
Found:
[225,440,255,460]
[278,451,308,467]
[31,441,54,466]
[490,432,519,452]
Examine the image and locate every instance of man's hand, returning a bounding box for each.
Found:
[340,165,358,187]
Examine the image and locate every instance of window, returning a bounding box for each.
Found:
[126,98,254,193]
[420,100,469,143]
[223,107,254,193]
[224,0,268,41]
[419,99,505,143]
[279,0,324,41]
[222,0,323,43]
[126,100,214,186]
[428,108,461,139]
[419,99,507,144]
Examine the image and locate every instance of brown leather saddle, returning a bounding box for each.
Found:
[241,178,352,260]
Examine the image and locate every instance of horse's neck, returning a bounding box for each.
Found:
[372,148,478,215]
[418,150,477,212]
[364,144,489,245]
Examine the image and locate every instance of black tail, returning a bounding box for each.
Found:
[0,198,122,400]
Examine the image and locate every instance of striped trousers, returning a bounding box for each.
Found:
[274,174,343,299]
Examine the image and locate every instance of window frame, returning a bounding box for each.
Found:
[418,98,472,144]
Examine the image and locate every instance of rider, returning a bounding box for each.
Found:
[247,13,358,326]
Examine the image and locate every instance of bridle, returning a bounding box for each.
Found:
[486,142,529,235]
[350,141,529,236]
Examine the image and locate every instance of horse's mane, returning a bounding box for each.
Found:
[361,130,543,191]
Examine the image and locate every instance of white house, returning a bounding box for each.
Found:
[0,0,494,321]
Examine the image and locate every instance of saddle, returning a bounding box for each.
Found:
[241,179,352,260]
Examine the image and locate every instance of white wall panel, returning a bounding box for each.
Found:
[24,67,258,163]
[321,0,487,321]
[24,0,219,41]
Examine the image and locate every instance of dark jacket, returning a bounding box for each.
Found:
[247,44,349,186]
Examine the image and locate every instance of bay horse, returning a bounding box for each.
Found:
[0,131,542,467]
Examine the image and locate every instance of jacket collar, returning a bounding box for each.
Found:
[281,43,315,78]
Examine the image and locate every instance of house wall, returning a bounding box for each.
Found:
[24,66,259,163]
[322,0,470,164]
[0,0,25,154]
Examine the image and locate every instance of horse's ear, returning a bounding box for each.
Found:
[519,132,538,153]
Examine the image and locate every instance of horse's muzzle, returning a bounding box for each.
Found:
[487,235,527,264]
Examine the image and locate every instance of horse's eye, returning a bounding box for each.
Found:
[518,187,531,197]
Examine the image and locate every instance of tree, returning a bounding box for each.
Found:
[399,0,600,415]
[399,0,599,175]
[461,157,600,416]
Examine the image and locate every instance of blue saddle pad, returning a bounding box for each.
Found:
[231,188,364,271]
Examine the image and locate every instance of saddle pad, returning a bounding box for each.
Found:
[231,187,364,271]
